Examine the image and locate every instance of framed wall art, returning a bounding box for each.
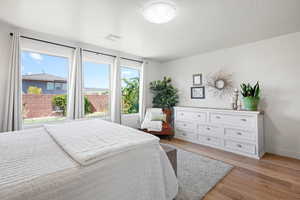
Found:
[193,74,202,86]
[191,86,205,99]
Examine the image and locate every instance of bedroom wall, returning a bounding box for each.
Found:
[156,32,300,159]
[144,61,162,108]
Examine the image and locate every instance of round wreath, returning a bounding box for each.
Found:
[206,70,234,98]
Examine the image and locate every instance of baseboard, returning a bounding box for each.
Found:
[268,148,300,160]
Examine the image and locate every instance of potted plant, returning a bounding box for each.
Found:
[149,77,179,122]
[240,82,260,111]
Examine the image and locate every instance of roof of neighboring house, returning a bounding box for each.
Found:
[22,73,67,82]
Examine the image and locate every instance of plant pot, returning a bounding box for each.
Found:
[163,108,172,123]
[243,97,260,111]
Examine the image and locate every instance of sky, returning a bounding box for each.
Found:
[22,51,139,89]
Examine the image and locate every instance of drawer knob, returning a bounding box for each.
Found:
[182,133,187,136]
[216,116,221,119]
[181,113,184,116]
[241,118,247,122]
[206,128,211,131]
[237,144,242,148]
[197,115,201,117]
[237,132,242,135]
[183,124,187,127]
[207,138,211,141]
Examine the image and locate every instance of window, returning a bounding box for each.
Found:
[121,66,140,114]
[55,82,63,90]
[46,82,54,90]
[62,83,67,90]
[21,50,69,125]
[83,61,111,119]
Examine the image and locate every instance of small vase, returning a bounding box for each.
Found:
[243,97,260,111]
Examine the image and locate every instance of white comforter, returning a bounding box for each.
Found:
[44,119,159,166]
[0,119,178,200]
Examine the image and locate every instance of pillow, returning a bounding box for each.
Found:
[150,112,164,121]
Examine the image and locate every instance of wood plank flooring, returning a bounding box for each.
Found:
[161,138,300,200]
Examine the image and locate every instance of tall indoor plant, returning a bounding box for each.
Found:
[240,82,260,111]
[149,77,179,121]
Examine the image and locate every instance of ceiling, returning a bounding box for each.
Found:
[0,0,300,62]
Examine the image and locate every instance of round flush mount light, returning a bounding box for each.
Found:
[142,0,177,24]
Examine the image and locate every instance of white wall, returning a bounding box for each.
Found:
[144,60,162,108]
[156,32,300,159]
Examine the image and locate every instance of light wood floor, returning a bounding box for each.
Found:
[161,138,300,200]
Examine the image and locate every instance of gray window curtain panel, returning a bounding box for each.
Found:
[67,47,84,119]
[2,32,22,132]
[111,56,121,124]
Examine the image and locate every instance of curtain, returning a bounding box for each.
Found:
[67,47,84,119]
[111,56,121,123]
[2,32,22,132]
[139,61,146,125]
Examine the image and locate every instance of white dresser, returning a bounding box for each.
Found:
[174,106,264,159]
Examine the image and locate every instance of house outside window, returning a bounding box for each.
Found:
[46,82,54,90]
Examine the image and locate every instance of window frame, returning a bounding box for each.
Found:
[82,57,113,120]
[20,40,73,127]
[120,65,141,115]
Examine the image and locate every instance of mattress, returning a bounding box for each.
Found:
[0,120,178,200]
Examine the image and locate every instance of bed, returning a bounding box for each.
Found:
[0,119,178,200]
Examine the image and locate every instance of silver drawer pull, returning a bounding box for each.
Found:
[237,144,242,148]
[206,128,211,131]
[197,115,201,117]
[182,133,187,136]
[240,118,247,122]
[181,113,184,116]
[183,124,187,127]
[237,132,242,135]
[216,116,221,119]
[207,138,211,141]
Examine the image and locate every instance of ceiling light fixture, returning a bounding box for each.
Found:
[142,0,177,24]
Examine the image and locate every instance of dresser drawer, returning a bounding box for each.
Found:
[198,125,223,137]
[198,135,222,147]
[224,128,255,140]
[175,121,196,132]
[210,113,255,128]
[176,130,197,141]
[224,140,256,155]
[176,111,207,122]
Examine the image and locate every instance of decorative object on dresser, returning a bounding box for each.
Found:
[231,88,239,110]
[192,74,202,86]
[191,87,205,99]
[206,70,234,98]
[240,82,261,111]
[174,106,264,159]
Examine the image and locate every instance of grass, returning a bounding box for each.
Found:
[24,112,108,124]
[24,116,66,124]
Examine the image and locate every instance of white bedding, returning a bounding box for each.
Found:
[0,120,178,200]
[44,119,159,166]
[0,128,77,189]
